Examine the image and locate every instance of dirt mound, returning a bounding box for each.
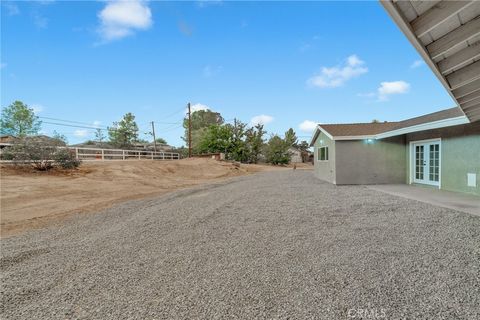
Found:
[0,158,277,237]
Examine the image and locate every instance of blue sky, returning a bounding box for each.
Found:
[1,0,455,146]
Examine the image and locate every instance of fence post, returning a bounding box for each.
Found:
[101,149,104,160]
[75,148,79,159]
[138,151,140,159]
[151,151,154,160]
[123,150,125,160]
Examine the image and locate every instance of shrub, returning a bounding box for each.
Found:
[1,138,81,170]
[53,149,81,169]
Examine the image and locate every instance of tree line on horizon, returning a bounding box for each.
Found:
[181,109,310,164]
[1,100,310,164]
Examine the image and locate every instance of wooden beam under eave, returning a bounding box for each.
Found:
[464,106,480,119]
[464,104,480,113]
[437,41,480,75]
[411,1,474,38]
[461,96,480,110]
[466,113,480,122]
[446,60,480,90]
[452,78,480,98]
[427,16,480,60]
[458,88,480,104]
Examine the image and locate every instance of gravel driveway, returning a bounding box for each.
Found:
[1,171,479,319]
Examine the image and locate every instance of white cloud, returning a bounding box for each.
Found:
[74,129,89,137]
[307,54,368,88]
[93,120,102,128]
[358,80,411,102]
[98,0,152,42]
[31,104,44,113]
[410,60,425,69]
[250,114,274,126]
[185,103,212,115]
[378,81,410,101]
[190,103,210,113]
[299,120,317,133]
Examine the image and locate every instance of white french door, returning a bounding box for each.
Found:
[412,140,441,187]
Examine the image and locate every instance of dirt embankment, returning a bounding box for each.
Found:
[1,158,288,237]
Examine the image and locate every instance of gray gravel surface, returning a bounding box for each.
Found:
[1,171,479,319]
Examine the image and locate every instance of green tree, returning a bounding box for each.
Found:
[95,128,106,143]
[230,120,248,162]
[265,135,291,165]
[197,124,234,155]
[52,130,68,144]
[0,101,42,137]
[108,113,139,148]
[297,140,310,151]
[284,128,298,147]
[245,123,266,163]
[155,137,167,144]
[183,109,224,153]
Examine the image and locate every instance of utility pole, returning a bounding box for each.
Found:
[188,102,192,158]
[151,121,157,153]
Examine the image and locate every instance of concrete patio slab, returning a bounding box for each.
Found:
[368,184,480,216]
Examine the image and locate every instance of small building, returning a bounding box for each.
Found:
[0,135,16,144]
[289,147,303,163]
[289,147,313,164]
[309,108,480,195]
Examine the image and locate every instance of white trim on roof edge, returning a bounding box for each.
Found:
[309,115,470,145]
[375,116,469,139]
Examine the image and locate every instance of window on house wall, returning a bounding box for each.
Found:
[318,146,328,161]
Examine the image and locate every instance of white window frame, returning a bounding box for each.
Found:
[409,138,441,188]
[317,146,329,162]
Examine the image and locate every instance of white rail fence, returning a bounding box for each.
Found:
[73,147,180,161]
[0,144,180,162]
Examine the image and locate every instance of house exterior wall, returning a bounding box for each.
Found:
[334,136,407,185]
[289,148,303,163]
[406,122,480,195]
[313,132,336,183]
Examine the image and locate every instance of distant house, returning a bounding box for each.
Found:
[309,108,479,195]
[0,135,15,144]
[289,147,313,163]
[289,147,303,163]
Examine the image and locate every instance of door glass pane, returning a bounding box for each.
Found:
[415,145,424,180]
[429,143,439,182]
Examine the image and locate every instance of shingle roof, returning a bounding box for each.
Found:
[390,107,464,131]
[319,107,465,138]
[319,122,399,137]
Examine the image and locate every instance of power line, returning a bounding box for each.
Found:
[158,106,187,121]
[39,116,108,129]
[42,121,109,131]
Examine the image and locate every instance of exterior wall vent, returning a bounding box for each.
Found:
[467,173,477,187]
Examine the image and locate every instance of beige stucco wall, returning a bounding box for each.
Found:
[313,132,336,183]
[406,122,480,195]
[334,136,407,185]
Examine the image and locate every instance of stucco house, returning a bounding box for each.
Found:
[310,108,479,195]
[309,0,480,195]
